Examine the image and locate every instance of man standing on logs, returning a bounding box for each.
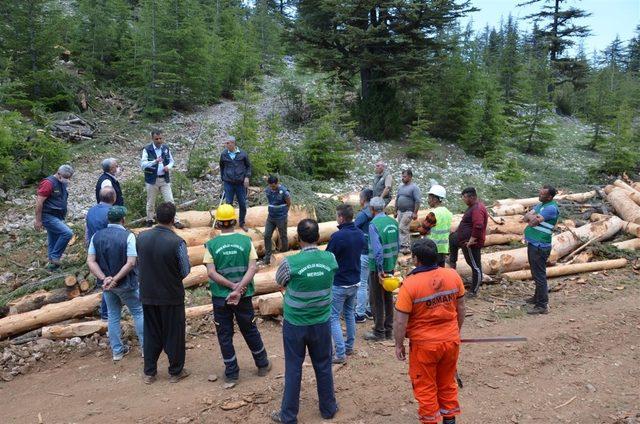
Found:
[34,164,75,271]
[137,202,191,384]
[262,175,291,265]
[395,168,421,254]
[219,135,252,232]
[86,206,144,361]
[204,204,271,388]
[327,204,366,363]
[372,161,393,206]
[394,238,466,424]
[449,187,487,296]
[523,185,559,315]
[271,219,339,423]
[86,186,117,321]
[95,158,124,206]
[419,185,453,267]
[364,197,400,341]
[140,129,184,229]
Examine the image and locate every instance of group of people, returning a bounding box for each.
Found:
[33,130,561,423]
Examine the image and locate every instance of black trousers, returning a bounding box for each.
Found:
[437,253,447,268]
[264,217,288,262]
[369,271,393,337]
[212,296,269,380]
[527,244,551,307]
[143,304,186,377]
[449,233,483,293]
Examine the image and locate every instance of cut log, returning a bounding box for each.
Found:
[7,289,70,315]
[276,221,338,250]
[622,221,640,238]
[64,275,77,288]
[183,265,208,289]
[78,279,91,292]
[185,304,213,319]
[606,188,640,224]
[254,272,278,295]
[175,210,213,228]
[572,251,594,264]
[188,245,206,267]
[255,292,284,316]
[340,192,360,207]
[131,226,216,247]
[613,179,640,194]
[41,320,107,340]
[483,234,522,246]
[175,206,316,229]
[590,213,611,222]
[613,238,640,250]
[0,293,101,340]
[493,191,596,207]
[502,258,628,281]
[67,285,81,299]
[492,203,528,216]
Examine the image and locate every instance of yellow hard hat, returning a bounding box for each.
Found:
[215,204,236,221]
[382,276,402,292]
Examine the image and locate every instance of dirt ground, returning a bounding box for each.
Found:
[1,271,639,424]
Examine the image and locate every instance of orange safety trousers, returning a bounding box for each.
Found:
[408,340,461,423]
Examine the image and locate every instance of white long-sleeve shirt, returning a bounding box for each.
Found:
[140,144,174,176]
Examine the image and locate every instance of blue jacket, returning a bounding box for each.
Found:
[265,184,290,220]
[86,203,110,246]
[326,222,366,286]
[354,204,373,255]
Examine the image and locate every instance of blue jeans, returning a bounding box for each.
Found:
[223,182,247,226]
[280,320,337,424]
[103,288,144,355]
[330,285,357,359]
[41,214,73,262]
[356,254,371,316]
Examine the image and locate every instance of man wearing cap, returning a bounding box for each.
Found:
[86,206,144,361]
[419,185,453,267]
[372,161,393,206]
[140,129,184,229]
[204,204,271,388]
[262,175,291,265]
[219,135,252,232]
[364,196,400,342]
[137,202,191,384]
[96,158,124,206]
[34,164,75,271]
[395,168,421,254]
[271,219,339,424]
[394,238,466,424]
[86,186,117,321]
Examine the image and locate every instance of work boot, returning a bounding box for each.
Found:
[527,305,549,315]
[168,368,191,383]
[270,411,283,423]
[241,225,249,232]
[525,296,536,304]
[223,376,238,389]
[363,331,384,341]
[257,360,272,377]
[385,331,393,340]
[173,221,185,230]
[143,374,157,385]
[332,356,346,364]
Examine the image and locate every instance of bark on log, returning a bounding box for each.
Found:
[606,188,640,224]
[502,258,628,281]
[0,293,101,340]
[613,238,640,250]
[67,286,81,299]
[7,289,70,315]
[483,234,522,246]
[41,320,107,340]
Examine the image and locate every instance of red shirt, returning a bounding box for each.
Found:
[456,201,488,247]
[37,178,54,197]
[395,267,465,343]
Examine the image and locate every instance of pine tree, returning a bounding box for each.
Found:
[627,25,640,75]
[498,15,521,105]
[405,100,437,159]
[461,74,505,157]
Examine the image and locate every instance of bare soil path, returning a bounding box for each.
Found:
[1,274,638,424]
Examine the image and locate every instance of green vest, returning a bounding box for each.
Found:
[524,201,559,245]
[427,206,453,254]
[368,215,400,272]
[205,233,255,298]
[283,249,338,326]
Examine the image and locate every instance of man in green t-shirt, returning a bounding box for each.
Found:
[270,219,339,424]
[204,204,271,388]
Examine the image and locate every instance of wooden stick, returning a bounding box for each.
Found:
[554,395,577,409]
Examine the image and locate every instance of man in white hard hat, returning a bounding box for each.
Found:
[418,185,453,267]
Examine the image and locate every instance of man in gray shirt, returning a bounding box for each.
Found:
[372,161,393,206]
[395,169,421,254]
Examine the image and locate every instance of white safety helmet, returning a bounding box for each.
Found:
[428,184,447,199]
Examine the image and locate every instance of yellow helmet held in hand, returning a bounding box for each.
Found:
[382,275,402,292]
[215,204,236,221]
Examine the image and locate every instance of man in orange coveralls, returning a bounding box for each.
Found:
[394,238,466,424]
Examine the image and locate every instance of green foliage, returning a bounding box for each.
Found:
[461,75,505,156]
[121,171,193,219]
[302,112,353,180]
[0,112,69,190]
[186,148,213,179]
[405,100,437,159]
[509,106,555,155]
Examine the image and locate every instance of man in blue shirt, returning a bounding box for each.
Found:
[87,206,144,361]
[262,175,291,265]
[219,135,252,231]
[353,189,374,322]
[523,185,559,315]
[327,204,366,363]
[85,186,116,321]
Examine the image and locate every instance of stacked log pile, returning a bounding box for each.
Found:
[1,182,638,343]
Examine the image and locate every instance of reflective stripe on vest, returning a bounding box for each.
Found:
[428,207,452,254]
[286,287,331,298]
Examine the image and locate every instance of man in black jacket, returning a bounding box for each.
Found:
[137,202,191,384]
[95,158,124,206]
[219,135,251,232]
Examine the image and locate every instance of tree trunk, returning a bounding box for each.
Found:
[606,188,640,224]
[254,292,283,316]
[0,293,101,340]
[493,191,596,208]
[41,320,108,340]
[613,238,640,250]
[176,206,315,229]
[483,234,522,246]
[7,288,70,315]
[276,221,338,249]
[502,258,627,281]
